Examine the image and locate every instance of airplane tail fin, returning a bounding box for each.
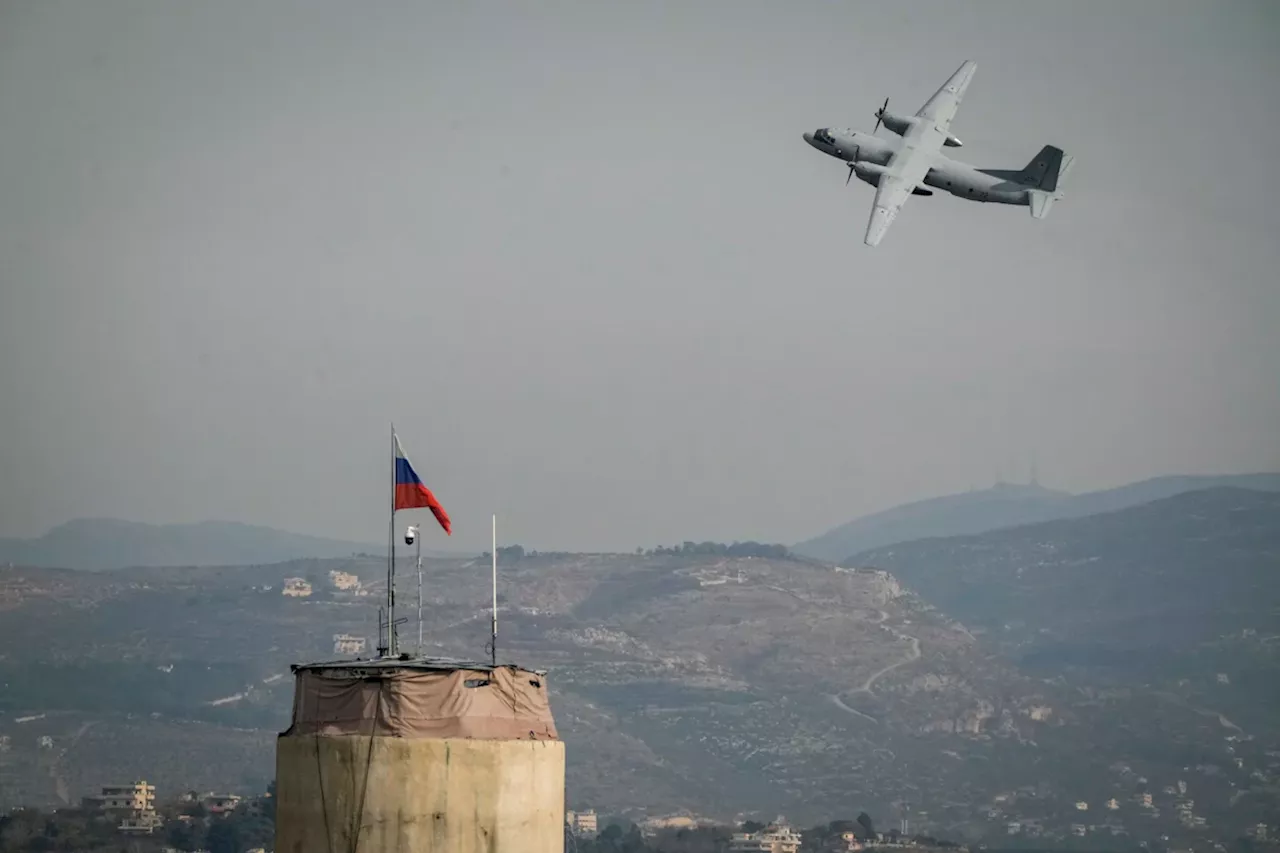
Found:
[1017,145,1065,192]
[1025,149,1073,220]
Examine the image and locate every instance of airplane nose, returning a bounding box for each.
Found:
[803,131,815,145]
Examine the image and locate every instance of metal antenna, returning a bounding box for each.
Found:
[489,514,498,669]
[414,526,423,654]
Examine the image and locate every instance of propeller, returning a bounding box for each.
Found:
[873,96,889,134]
[844,144,861,186]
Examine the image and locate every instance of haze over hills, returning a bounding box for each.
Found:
[851,486,1280,734]
[0,518,467,571]
[7,472,1276,572]
[1,488,1278,843]
[794,472,1280,562]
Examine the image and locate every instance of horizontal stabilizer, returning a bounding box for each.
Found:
[1028,191,1056,219]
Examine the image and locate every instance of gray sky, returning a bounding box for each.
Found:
[1,0,1278,552]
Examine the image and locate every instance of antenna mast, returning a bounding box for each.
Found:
[490,514,498,669]
[415,526,423,654]
[379,424,393,657]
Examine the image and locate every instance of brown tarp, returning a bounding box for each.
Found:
[283,666,559,741]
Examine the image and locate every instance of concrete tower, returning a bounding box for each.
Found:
[274,657,565,853]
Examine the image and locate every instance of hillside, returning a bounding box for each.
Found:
[2,553,1071,832]
[851,487,1280,734]
[795,472,1280,562]
[0,518,442,570]
[2,523,1279,844]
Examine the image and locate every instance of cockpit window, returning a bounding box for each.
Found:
[815,128,834,145]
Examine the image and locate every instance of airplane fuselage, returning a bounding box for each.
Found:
[804,128,1033,206]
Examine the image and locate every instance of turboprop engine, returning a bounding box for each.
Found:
[875,99,963,147]
[846,160,933,196]
[850,161,888,187]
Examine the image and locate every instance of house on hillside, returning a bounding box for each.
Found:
[333,634,366,655]
[83,780,162,834]
[565,809,598,836]
[282,577,312,597]
[836,832,865,851]
[638,813,708,836]
[329,570,361,592]
[730,819,802,852]
[203,793,242,814]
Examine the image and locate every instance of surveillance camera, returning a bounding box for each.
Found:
[404,525,418,546]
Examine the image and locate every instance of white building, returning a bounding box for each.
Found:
[84,781,161,834]
[565,809,599,836]
[282,577,312,597]
[333,634,367,655]
[90,781,156,812]
[730,821,802,853]
[329,570,362,591]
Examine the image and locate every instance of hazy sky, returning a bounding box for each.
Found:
[1,0,1278,552]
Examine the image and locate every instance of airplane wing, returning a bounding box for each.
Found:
[864,146,935,247]
[863,60,977,247]
[913,60,977,138]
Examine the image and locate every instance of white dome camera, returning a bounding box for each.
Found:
[404,525,418,546]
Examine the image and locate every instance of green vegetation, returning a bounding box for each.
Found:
[0,788,273,852]
[643,541,791,558]
[852,487,1280,733]
[577,822,730,852]
[573,817,962,853]
[0,662,277,729]
[478,544,531,562]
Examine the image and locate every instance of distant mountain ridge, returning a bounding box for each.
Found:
[0,518,457,570]
[846,485,1280,731]
[794,472,1280,562]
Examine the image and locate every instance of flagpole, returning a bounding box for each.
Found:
[388,422,397,657]
[490,514,498,669]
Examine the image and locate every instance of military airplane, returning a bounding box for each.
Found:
[803,60,1074,247]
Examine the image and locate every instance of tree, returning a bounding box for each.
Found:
[181,799,208,819]
[261,781,276,821]
[583,822,648,853]
[167,819,203,850]
[206,819,243,853]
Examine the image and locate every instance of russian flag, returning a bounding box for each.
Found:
[394,433,452,535]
